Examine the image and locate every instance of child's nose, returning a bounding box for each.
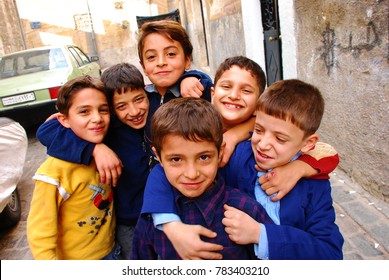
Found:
[128,103,139,116]
[228,87,241,100]
[91,111,103,122]
[184,163,199,179]
[258,136,271,150]
[156,54,167,66]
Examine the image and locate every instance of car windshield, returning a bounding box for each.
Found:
[0,48,68,79]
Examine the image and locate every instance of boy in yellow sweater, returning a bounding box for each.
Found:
[27,76,117,260]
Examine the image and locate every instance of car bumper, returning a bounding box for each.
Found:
[0,100,57,127]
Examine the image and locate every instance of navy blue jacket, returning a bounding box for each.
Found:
[220,140,344,259]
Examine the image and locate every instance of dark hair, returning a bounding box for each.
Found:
[214,56,267,94]
[256,79,325,137]
[101,63,145,108]
[151,98,223,157]
[137,20,193,64]
[56,75,105,115]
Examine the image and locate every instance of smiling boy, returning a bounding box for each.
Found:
[131,98,274,260]
[27,76,117,260]
[221,79,344,259]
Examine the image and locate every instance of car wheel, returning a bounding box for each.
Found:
[0,188,21,229]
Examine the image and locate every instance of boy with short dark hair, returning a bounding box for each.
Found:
[27,76,117,259]
[131,97,274,260]
[221,79,344,259]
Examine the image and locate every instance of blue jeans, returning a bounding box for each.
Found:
[101,243,122,260]
[116,225,135,260]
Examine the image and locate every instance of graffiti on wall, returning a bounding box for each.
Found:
[320,20,384,74]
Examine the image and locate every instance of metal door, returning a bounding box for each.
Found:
[260,0,282,85]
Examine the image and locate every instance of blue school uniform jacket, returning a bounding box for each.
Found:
[220,140,344,260]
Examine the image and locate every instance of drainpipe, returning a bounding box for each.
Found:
[13,0,27,49]
[86,0,98,56]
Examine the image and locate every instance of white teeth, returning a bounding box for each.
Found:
[225,103,241,109]
[131,116,142,122]
[259,151,269,158]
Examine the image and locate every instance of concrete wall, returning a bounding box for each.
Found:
[293,0,389,201]
[171,0,245,75]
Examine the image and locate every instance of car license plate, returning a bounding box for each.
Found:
[2,92,36,106]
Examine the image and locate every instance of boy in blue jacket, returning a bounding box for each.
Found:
[221,79,344,259]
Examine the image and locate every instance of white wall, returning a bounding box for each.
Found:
[278,0,297,79]
[241,0,266,72]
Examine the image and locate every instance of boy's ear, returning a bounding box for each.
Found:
[300,134,319,153]
[184,56,191,70]
[151,146,162,166]
[139,60,145,70]
[217,141,226,165]
[57,113,71,128]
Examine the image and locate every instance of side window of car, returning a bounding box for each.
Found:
[74,47,91,65]
[68,47,84,67]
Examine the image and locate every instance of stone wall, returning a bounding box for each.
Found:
[294,0,389,201]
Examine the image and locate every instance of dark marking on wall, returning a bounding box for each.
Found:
[320,22,336,74]
[320,21,383,74]
[339,21,381,57]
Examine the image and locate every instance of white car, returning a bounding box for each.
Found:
[0,117,28,228]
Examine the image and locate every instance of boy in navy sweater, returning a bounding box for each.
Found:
[221,79,344,259]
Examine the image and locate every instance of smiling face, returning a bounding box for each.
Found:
[112,88,149,129]
[156,134,221,199]
[251,111,316,171]
[58,88,110,144]
[140,33,191,95]
[211,65,260,130]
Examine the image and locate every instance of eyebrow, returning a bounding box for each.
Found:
[144,44,179,53]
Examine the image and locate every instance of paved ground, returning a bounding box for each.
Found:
[0,125,388,260]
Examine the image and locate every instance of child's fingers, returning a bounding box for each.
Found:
[198,240,224,253]
[223,203,238,213]
[193,225,216,239]
[196,250,223,260]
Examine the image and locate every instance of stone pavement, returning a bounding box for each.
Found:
[330,169,389,259]
[0,127,388,260]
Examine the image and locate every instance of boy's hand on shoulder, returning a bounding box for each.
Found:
[93,143,123,187]
[163,221,223,260]
[180,77,204,98]
[223,204,260,244]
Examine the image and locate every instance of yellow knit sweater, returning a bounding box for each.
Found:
[27,156,115,260]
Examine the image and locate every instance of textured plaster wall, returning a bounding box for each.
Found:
[294,0,389,201]
[0,0,25,55]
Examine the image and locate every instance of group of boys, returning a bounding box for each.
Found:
[27,20,343,260]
